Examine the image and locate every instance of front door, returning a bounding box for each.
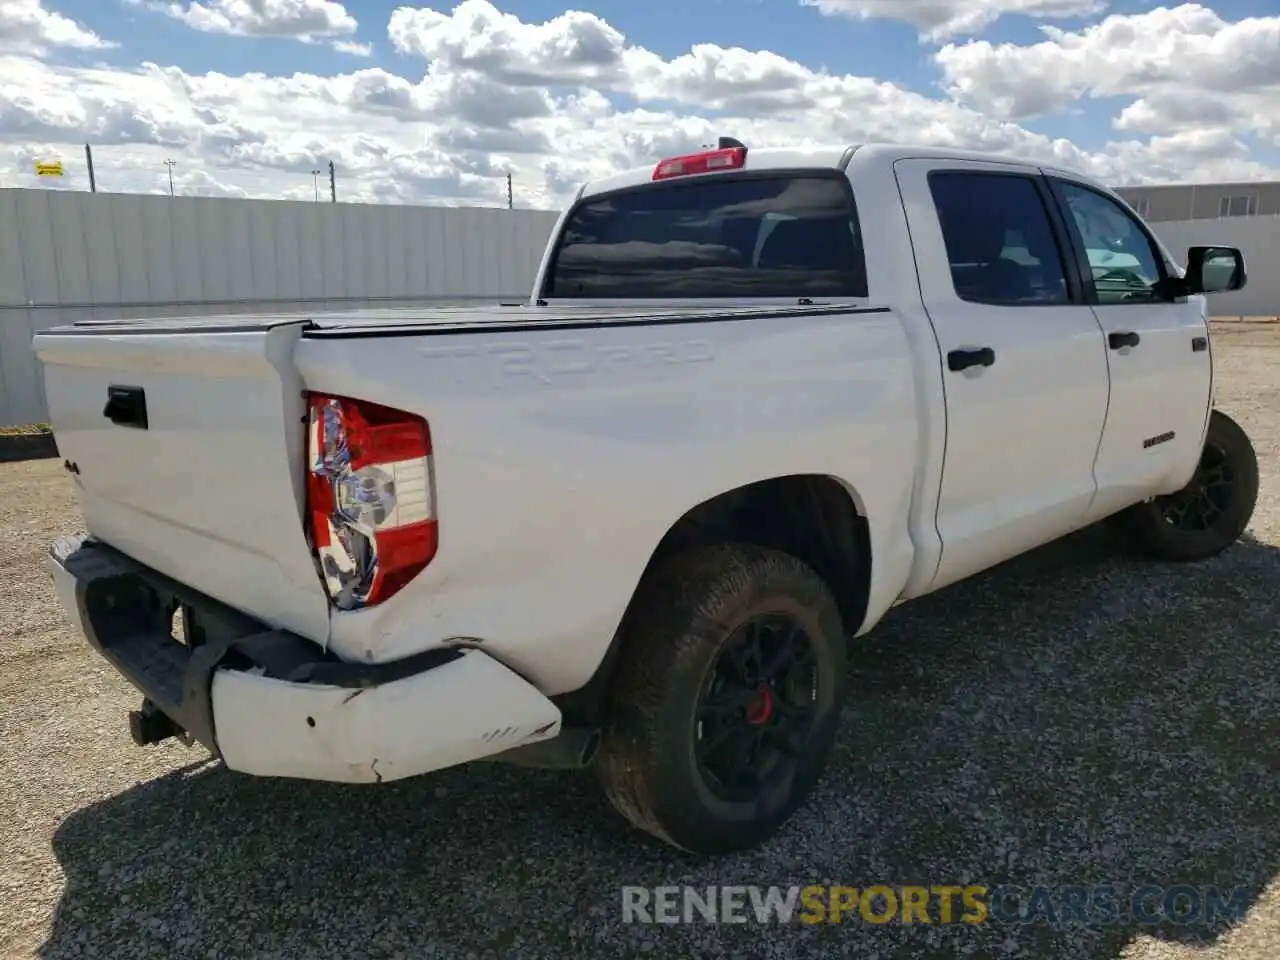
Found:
[894,159,1112,592]
[1044,176,1214,521]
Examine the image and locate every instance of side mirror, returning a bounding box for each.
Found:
[1185,246,1247,295]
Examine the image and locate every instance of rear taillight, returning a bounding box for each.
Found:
[305,393,437,610]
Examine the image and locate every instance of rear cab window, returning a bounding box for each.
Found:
[543,173,868,299]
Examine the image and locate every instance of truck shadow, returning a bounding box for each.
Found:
[38,526,1280,959]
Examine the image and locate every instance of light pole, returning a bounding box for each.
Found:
[311,169,321,202]
[163,158,176,197]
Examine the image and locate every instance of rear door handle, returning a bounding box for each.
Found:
[947,347,996,372]
[1108,331,1140,350]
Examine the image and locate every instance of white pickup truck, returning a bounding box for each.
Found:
[35,140,1257,856]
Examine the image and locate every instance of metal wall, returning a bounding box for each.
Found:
[4,188,1276,425]
[1116,181,1280,223]
[1149,214,1280,317]
[0,188,561,425]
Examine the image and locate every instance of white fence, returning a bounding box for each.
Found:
[0,188,560,426]
[1149,215,1280,318]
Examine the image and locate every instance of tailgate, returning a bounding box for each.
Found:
[33,315,331,643]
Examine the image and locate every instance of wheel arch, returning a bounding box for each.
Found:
[554,473,872,726]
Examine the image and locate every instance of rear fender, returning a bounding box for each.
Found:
[553,473,872,726]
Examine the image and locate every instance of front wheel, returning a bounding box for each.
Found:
[1113,409,1259,562]
[594,542,849,855]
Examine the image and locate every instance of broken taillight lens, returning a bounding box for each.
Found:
[305,393,437,609]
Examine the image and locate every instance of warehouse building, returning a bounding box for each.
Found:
[1113,180,1280,223]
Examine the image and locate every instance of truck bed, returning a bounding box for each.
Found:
[34,295,906,669]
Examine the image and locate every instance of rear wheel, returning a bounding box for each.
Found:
[1112,409,1258,562]
[594,542,849,855]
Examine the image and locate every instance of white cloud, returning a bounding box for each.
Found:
[333,39,372,56]
[146,0,359,43]
[0,0,114,54]
[934,3,1280,154]
[388,1,629,86]
[1,0,1277,209]
[801,0,1108,41]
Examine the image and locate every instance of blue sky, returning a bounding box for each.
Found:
[53,0,1277,153]
[64,0,1277,70]
[68,0,1097,82]
[4,1,1280,203]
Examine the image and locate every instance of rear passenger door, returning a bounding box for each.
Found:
[894,159,1111,592]
[1043,175,1214,520]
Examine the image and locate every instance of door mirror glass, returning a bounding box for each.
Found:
[1186,246,1247,295]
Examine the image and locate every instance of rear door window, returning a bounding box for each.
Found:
[929,171,1072,306]
[544,174,867,299]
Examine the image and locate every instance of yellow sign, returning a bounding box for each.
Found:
[35,161,64,177]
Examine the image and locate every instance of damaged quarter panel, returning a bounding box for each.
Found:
[294,306,917,696]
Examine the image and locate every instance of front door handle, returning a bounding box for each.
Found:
[947,347,996,372]
[1108,331,1141,350]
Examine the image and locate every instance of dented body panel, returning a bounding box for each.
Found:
[210,649,561,783]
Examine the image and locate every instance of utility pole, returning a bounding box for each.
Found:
[506,172,513,210]
[311,169,321,202]
[84,144,96,193]
[163,158,176,197]
[328,160,336,202]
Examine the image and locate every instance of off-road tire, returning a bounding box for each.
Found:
[1111,408,1258,562]
[594,542,849,855]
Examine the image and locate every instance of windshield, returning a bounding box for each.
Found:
[543,174,868,299]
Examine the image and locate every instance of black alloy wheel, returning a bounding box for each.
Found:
[1157,439,1235,533]
[694,612,820,805]
[1110,409,1259,562]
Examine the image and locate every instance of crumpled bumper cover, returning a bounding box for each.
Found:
[46,533,562,783]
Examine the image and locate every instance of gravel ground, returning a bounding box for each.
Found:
[2,322,1278,960]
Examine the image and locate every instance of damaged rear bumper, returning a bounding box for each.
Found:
[46,533,563,783]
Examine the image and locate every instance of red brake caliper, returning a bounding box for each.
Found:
[745,686,775,726]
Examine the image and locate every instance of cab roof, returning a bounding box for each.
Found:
[574,141,1099,200]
